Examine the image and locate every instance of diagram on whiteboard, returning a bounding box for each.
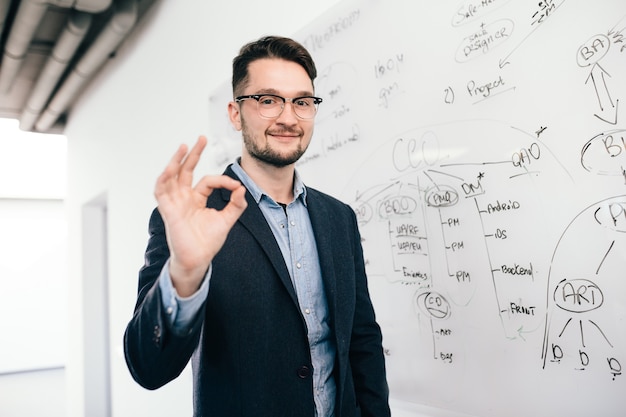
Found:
[540,14,626,379]
[208,1,626,413]
[334,120,574,367]
[541,195,625,379]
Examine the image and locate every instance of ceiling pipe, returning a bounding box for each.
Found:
[0,0,48,93]
[19,10,92,131]
[0,0,12,40]
[49,0,113,14]
[66,0,113,13]
[35,0,137,132]
[0,0,112,95]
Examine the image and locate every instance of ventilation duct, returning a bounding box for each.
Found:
[0,0,11,39]
[0,0,112,92]
[35,0,137,131]
[0,0,147,131]
[0,0,48,93]
[19,11,92,130]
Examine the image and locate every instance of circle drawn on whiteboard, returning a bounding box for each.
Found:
[553,278,604,313]
[416,291,451,320]
[581,130,626,176]
[576,34,611,67]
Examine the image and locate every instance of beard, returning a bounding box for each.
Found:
[241,120,308,168]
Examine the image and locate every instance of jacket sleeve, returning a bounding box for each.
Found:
[123,208,205,390]
[347,207,392,417]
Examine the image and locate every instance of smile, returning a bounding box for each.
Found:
[268,132,300,140]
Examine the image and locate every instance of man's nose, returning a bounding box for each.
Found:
[275,101,299,124]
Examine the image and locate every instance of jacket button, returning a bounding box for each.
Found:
[297,366,310,378]
[153,325,161,344]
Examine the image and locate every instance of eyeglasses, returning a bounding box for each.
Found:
[235,94,323,119]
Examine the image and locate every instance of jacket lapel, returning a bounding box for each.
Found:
[219,168,300,307]
[306,192,338,322]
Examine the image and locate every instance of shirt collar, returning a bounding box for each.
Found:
[231,158,308,206]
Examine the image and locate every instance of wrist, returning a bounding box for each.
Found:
[168,260,208,297]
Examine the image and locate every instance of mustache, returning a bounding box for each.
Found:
[266,127,303,136]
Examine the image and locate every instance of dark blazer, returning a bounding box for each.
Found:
[124,165,390,417]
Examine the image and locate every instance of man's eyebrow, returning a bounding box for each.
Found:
[253,88,279,95]
[254,88,315,97]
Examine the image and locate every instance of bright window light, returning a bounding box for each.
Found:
[0,118,68,372]
[0,118,67,199]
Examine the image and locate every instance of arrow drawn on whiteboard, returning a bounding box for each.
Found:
[595,240,614,275]
[516,325,534,341]
[607,15,626,53]
[353,181,399,204]
[586,64,614,108]
[586,64,619,125]
[498,0,566,68]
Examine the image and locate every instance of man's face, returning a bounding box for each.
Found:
[229,58,316,168]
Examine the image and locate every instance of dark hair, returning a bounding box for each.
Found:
[232,36,317,97]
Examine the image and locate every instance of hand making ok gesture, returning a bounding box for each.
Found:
[154,136,247,297]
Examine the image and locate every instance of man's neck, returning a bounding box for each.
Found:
[239,155,296,204]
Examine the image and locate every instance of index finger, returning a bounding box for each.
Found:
[178,136,208,185]
[155,142,188,193]
[194,174,245,196]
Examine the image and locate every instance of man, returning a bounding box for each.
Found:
[124,35,390,417]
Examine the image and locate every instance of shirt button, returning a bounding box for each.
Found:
[290,221,295,226]
[304,308,311,314]
[297,366,310,378]
[296,262,301,269]
[166,307,174,315]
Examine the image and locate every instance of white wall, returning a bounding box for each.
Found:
[62,1,343,416]
[0,368,66,417]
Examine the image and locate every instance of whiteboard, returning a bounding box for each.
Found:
[208,1,626,416]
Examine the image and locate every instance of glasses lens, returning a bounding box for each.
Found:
[257,95,283,118]
[292,97,317,119]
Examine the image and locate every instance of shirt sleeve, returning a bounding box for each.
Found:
[158,259,211,331]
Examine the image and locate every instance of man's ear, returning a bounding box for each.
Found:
[228,101,242,131]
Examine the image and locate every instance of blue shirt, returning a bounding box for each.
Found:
[159,159,336,417]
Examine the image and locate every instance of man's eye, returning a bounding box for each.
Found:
[260,96,279,105]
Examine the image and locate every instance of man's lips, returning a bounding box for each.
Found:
[268,131,301,140]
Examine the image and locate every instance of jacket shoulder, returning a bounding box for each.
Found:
[306,187,351,211]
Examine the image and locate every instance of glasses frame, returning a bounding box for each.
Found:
[235,94,323,120]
